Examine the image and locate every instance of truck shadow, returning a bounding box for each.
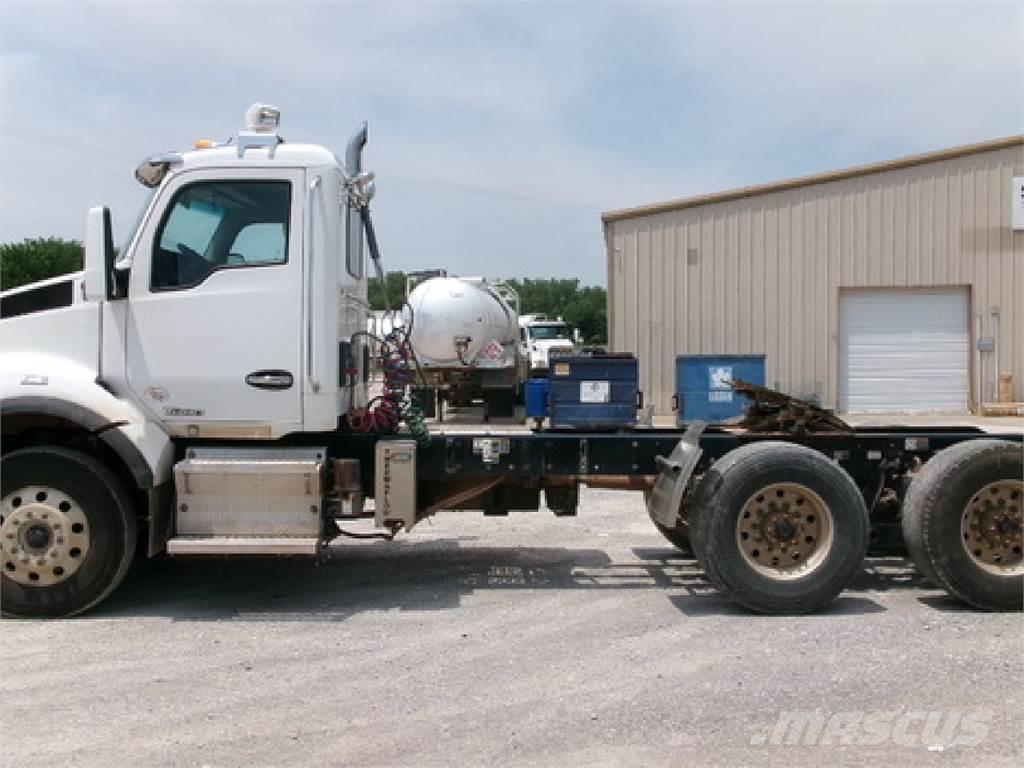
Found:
[94,544,941,622]
[637,549,921,617]
[104,542,656,621]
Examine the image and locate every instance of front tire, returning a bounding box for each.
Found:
[902,439,1022,611]
[1,447,137,618]
[690,442,869,614]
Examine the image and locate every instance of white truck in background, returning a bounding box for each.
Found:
[518,314,577,377]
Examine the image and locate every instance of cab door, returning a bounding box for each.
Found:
[126,168,305,438]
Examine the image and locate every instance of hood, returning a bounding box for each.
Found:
[0,273,99,375]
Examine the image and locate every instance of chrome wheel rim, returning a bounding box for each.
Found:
[736,483,834,580]
[960,480,1023,576]
[1,486,91,587]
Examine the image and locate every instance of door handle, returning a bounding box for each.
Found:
[246,370,294,390]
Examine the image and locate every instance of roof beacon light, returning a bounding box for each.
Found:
[245,103,281,133]
[236,102,283,158]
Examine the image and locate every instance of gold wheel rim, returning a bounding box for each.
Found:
[960,480,1023,576]
[736,483,834,580]
[1,486,91,587]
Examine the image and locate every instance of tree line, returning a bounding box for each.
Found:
[0,239,608,344]
[1,238,84,291]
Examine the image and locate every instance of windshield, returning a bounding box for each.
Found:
[529,324,571,341]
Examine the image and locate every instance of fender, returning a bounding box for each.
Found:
[646,421,707,528]
[0,354,174,490]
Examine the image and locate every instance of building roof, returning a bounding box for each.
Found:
[601,134,1024,224]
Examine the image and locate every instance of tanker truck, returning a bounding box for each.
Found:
[405,273,525,420]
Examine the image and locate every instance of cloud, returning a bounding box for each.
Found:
[1,1,1020,285]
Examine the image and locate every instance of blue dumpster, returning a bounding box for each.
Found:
[675,354,766,425]
[549,355,639,430]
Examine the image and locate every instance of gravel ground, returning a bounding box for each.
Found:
[2,488,1021,767]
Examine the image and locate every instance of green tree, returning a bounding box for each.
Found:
[368,271,409,310]
[507,278,607,344]
[0,238,84,291]
[564,285,607,345]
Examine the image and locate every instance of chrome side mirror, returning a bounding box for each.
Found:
[134,152,182,188]
[347,171,376,206]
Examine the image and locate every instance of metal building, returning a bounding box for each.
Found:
[603,136,1024,417]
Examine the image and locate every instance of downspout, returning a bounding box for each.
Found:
[976,312,984,413]
[991,306,1000,404]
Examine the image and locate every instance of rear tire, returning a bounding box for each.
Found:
[1,447,137,618]
[902,439,1022,611]
[690,442,869,614]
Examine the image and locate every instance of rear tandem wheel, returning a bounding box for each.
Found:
[689,442,869,614]
[901,439,1023,612]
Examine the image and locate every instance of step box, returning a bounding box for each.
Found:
[173,447,326,537]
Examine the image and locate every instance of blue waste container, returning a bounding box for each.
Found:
[548,355,639,430]
[675,354,766,425]
[524,378,549,420]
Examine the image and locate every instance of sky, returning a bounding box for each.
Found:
[1,1,1021,286]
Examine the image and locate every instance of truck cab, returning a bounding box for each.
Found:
[0,105,377,615]
[518,314,576,377]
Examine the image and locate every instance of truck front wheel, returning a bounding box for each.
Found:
[1,447,137,618]
[901,439,1022,611]
[690,442,869,614]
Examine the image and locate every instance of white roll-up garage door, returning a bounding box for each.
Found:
[839,289,969,413]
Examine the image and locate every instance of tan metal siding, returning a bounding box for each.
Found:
[607,142,1024,416]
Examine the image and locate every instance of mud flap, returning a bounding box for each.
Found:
[146,480,174,556]
[647,421,706,528]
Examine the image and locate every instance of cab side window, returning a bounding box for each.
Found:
[152,181,290,290]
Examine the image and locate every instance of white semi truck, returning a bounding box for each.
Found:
[1,105,1021,618]
[518,314,576,377]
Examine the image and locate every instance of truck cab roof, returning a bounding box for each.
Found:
[137,104,353,188]
[178,142,343,171]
